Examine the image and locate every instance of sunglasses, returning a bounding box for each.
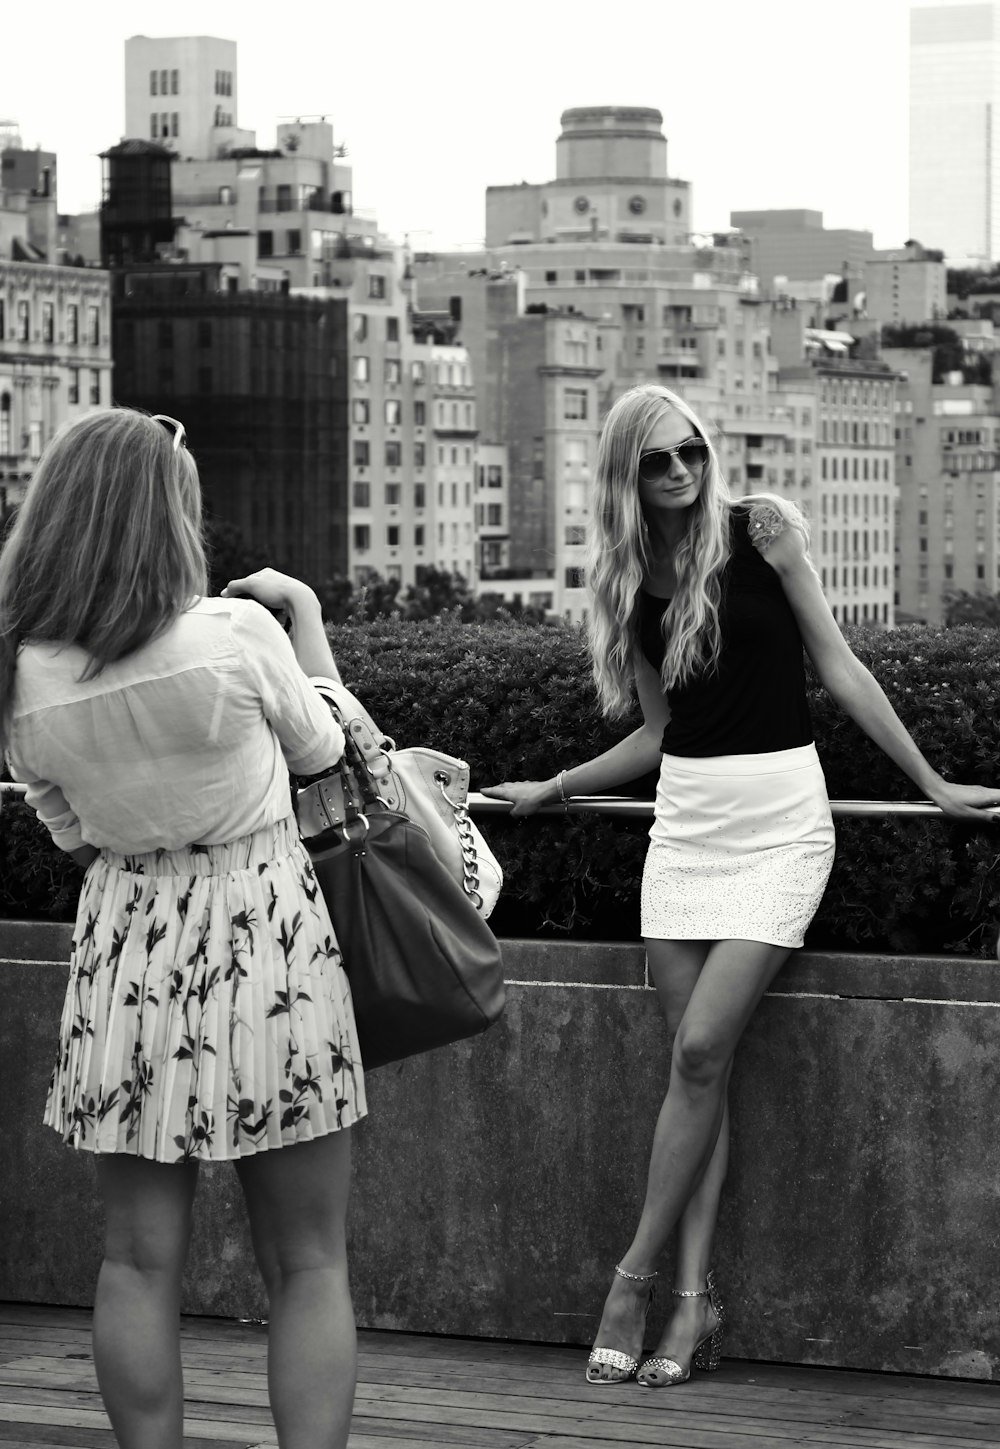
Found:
[151,414,187,452]
[638,437,708,483]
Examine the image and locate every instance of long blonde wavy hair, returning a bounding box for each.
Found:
[0,408,206,753]
[587,383,807,718]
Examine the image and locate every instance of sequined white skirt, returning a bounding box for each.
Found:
[640,744,835,948]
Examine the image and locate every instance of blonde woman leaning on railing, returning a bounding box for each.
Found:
[483,382,1000,1394]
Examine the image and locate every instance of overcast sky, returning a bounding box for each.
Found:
[1,0,962,250]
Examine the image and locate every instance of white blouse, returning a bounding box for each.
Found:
[8,596,344,855]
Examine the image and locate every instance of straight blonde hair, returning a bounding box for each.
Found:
[587,383,809,718]
[0,408,206,751]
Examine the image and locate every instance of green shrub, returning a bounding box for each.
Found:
[3,616,999,956]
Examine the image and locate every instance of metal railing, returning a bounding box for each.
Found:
[469,794,1000,821]
[3,780,996,822]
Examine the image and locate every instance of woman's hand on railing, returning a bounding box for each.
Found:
[925,779,1000,824]
[480,778,559,818]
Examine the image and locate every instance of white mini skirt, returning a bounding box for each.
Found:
[640,743,835,948]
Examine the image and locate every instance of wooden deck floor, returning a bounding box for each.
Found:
[0,1303,996,1448]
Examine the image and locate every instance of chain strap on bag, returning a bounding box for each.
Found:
[301,677,503,917]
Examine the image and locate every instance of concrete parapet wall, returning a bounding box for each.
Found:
[1,922,997,1379]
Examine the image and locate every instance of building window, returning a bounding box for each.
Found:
[385,483,401,506]
[352,313,368,342]
[171,69,179,94]
[171,113,179,138]
[258,231,273,258]
[67,369,79,404]
[384,358,401,385]
[565,524,586,544]
[287,229,302,255]
[158,320,173,349]
[150,113,158,139]
[414,401,426,425]
[488,504,503,526]
[353,440,370,466]
[276,184,292,212]
[353,356,369,383]
[415,525,425,547]
[487,465,503,487]
[219,185,234,204]
[385,399,402,426]
[414,483,426,509]
[89,370,101,405]
[197,320,212,348]
[17,300,30,341]
[387,524,400,547]
[41,302,54,343]
[352,481,370,507]
[412,361,425,384]
[352,399,370,424]
[150,69,158,95]
[368,274,386,299]
[565,567,586,589]
[66,303,78,344]
[385,441,402,466]
[414,442,426,467]
[353,525,370,551]
[386,317,399,343]
[564,388,588,420]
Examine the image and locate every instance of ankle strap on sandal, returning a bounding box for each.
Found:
[614,1262,658,1284]
[672,1285,710,1298]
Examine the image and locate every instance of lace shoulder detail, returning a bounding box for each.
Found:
[745,502,787,553]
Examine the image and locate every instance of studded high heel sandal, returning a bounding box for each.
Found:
[637,1269,725,1388]
[585,1263,659,1384]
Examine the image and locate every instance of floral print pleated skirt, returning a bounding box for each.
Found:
[44,816,367,1162]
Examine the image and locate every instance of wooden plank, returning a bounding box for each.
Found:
[0,1403,275,1444]
[348,1393,1000,1449]
[0,1423,237,1448]
[348,1361,1000,1434]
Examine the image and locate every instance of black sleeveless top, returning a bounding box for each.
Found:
[638,506,813,757]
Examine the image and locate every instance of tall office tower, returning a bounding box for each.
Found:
[909,3,1000,264]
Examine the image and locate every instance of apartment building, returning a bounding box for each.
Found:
[0,149,112,515]
[428,345,478,584]
[864,243,947,327]
[121,37,372,286]
[475,442,511,582]
[729,210,875,295]
[124,35,247,159]
[883,347,1000,623]
[111,277,350,585]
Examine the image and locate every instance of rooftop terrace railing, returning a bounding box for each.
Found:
[3,781,997,822]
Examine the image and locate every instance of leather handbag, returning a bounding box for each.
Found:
[296,712,506,1070]
[300,677,502,916]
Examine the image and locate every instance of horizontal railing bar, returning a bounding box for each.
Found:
[2,781,997,822]
[468,793,1000,821]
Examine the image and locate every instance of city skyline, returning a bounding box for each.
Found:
[2,0,970,256]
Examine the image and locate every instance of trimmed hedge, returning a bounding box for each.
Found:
[3,617,999,956]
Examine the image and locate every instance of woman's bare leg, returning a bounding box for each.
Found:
[235,1130,355,1449]
[92,1155,199,1448]
[588,938,789,1382]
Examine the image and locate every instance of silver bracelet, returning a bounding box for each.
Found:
[557,769,570,807]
